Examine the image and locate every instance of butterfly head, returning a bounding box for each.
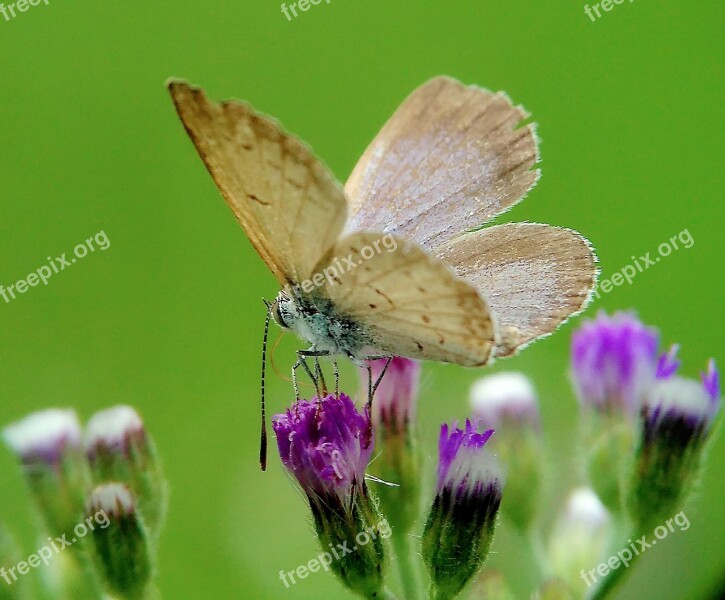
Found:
[270,290,299,330]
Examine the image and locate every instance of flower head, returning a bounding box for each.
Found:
[3,409,81,465]
[273,394,385,597]
[360,358,422,543]
[548,488,611,594]
[629,360,720,528]
[86,484,152,600]
[361,357,420,431]
[85,405,168,540]
[436,420,500,499]
[3,409,89,535]
[273,394,374,506]
[470,372,541,530]
[470,371,540,429]
[424,420,503,599]
[85,405,144,457]
[571,311,659,414]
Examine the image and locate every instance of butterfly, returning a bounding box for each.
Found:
[168,76,598,466]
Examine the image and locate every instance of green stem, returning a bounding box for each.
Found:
[392,533,421,600]
[588,561,635,600]
[587,523,641,600]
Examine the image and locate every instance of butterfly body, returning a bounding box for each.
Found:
[272,290,373,360]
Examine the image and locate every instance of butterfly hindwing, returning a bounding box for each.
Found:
[435,223,597,357]
[168,81,347,284]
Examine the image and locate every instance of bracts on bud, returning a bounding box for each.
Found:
[422,420,503,600]
[273,394,387,598]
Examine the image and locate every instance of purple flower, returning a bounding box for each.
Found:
[436,420,501,500]
[272,394,374,505]
[423,420,503,598]
[645,359,721,438]
[656,344,681,379]
[360,357,421,432]
[630,359,720,527]
[571,311,659,414]
[701,358,720,406]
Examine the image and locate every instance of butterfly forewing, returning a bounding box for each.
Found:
[435,223,597,357]
[168,81,347,284]
[344,76,540,249]
[315,233,495,366]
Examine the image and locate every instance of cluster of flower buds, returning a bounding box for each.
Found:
[571,310,720,526]
[273,361,505,600]
[270,310,718,600]
[2,405,167,600]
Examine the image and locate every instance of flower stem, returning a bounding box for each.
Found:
[392,533,422,600]
[587,523,641,600]
[588,563,634,600]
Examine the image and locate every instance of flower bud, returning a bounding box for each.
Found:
[570,312,659,511]
[3,409,89,535]
[273,394,386,598]
[628,359,720,529]
[571,311,659,415]
[422,420,503,600]
[361,358,422,529]
[85,406,168,540]
[547,488,611,596]
[85,484,152,600]
[471,372,541,530]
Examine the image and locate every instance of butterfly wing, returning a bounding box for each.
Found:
[168,81,347,284]
[344,76,540,248]
[315,233,495,366]
[435,223,597,357]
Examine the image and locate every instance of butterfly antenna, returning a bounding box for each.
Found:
[260,299,273,471]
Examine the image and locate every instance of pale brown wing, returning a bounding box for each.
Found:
[168,80,347,284]
[344,76,539,248]
[434,223,597,357]
[316,233,495,366]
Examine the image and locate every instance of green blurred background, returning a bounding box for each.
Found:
[1,1,722,598]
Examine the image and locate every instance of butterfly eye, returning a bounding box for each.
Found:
[271,300,289,329]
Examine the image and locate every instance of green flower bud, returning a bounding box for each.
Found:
[547,488,611,597]
[3,409,89,536]
[85,406,168,540]
[423,421,503,600]
[628,362,720,530]
[471,372,542,531]
[85,484,152,600]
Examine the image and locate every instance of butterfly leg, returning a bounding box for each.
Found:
[314,355,328,396]
[349,354,394,406]
[293,349,331,399]
[332,360,339,399]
